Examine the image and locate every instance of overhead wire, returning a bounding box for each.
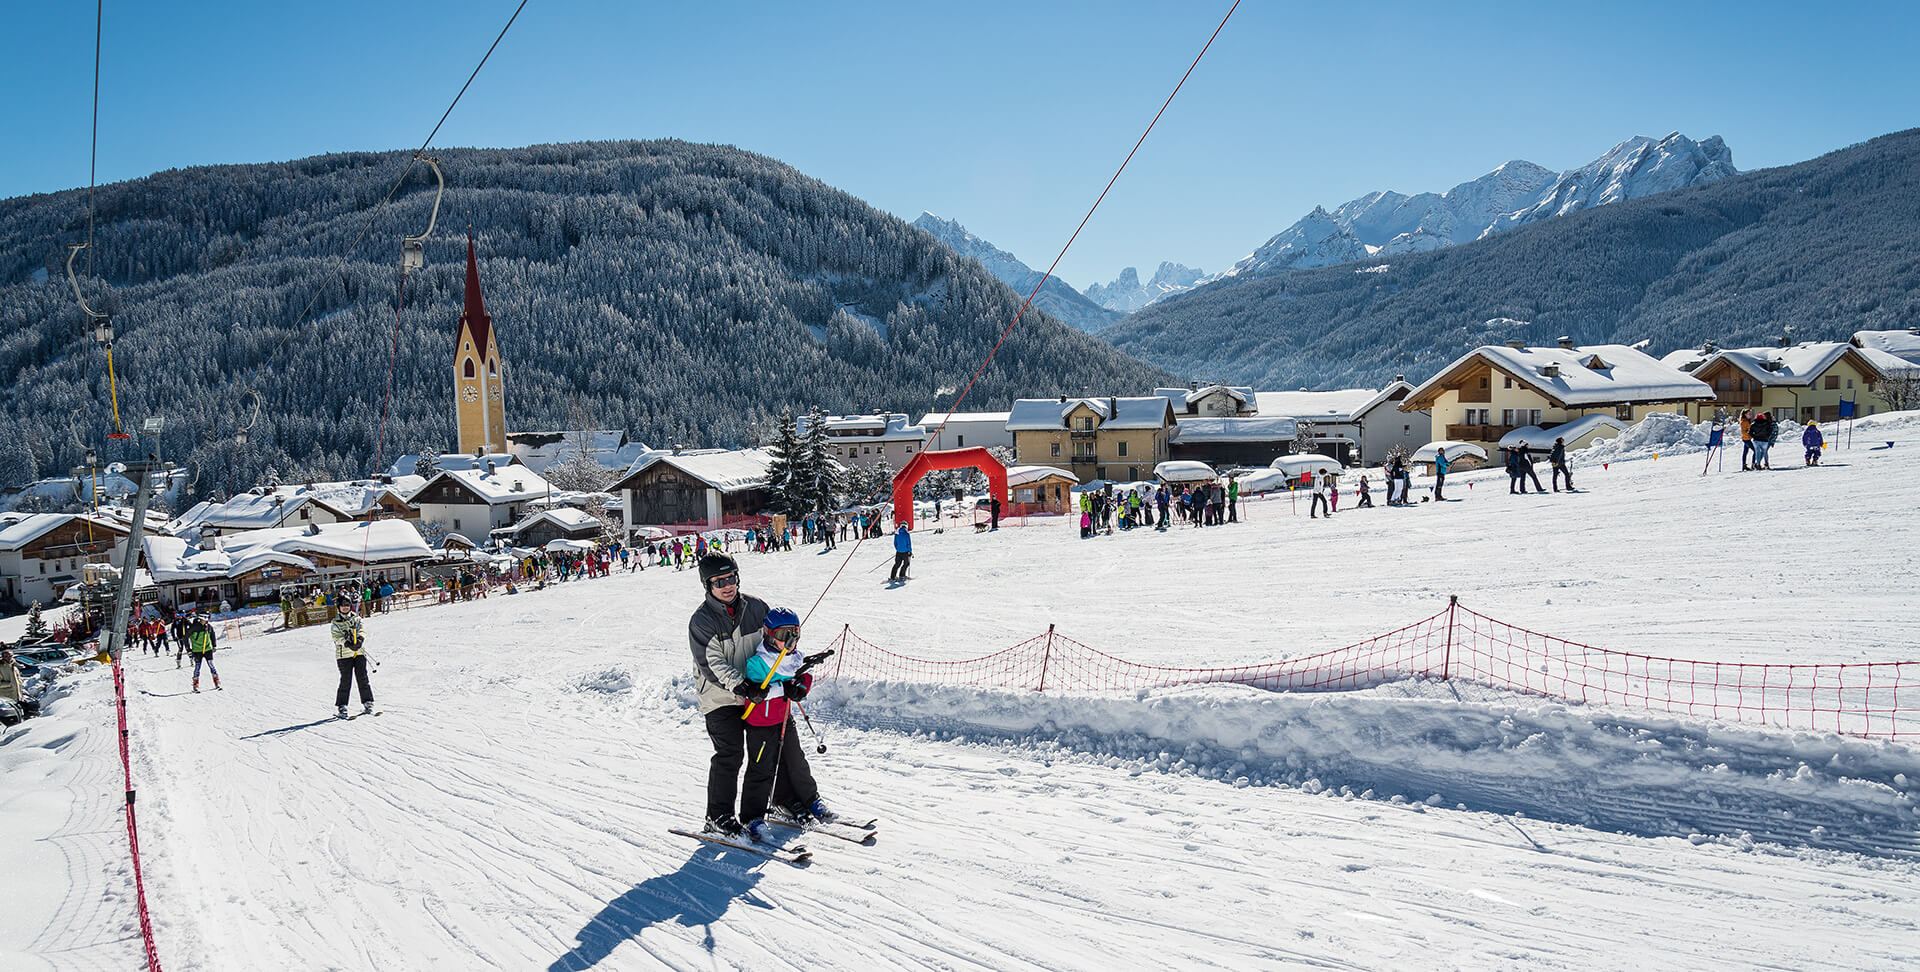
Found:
[800,0,1242,626]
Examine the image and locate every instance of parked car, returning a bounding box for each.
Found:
[10,646,78,677]
[0,697,23,727]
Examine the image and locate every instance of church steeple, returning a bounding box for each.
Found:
[454,235,507,455]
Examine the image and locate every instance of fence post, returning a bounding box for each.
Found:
[1036,624,1055,693]
[1441,595,1458,680]
[834,624,847,681]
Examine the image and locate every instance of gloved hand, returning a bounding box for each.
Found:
[732,681,768,701]
[786,681,809,702]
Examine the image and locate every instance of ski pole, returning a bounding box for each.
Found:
[795,700,827,754]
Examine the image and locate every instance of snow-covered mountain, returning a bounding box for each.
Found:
[1083,261,1206,313]
[1219,133,1736,280]
[911,212,1123,333]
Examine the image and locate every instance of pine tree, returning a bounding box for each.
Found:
[762,410,804,515]
[414,452,442,479]
[24,602,49,642]
[841,458,895,506]
[798,406,841,513]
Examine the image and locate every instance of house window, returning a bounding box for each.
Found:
[1503,375,1514,389]
[1847,378,1855,389]
[1096,466,1106,480]
[453,518,462,530]
[1050,442,1061,458]
[489,360,497,376]
[1073,442,1096,458]
[1616,404,1634,420]
[464,359,476,378]
[956,434,965,447]
[1825,375,1840,390]
[1464,408,1491,425]
[1117,440,1128,457]
[1075,416,1095,431]
[905,446,914,453]
[1403,424,1411,433]
[863,446,871,455]
[1478,377,1489,389]
[298,508,310,520]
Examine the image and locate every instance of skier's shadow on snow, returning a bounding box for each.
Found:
[547,846,772,971]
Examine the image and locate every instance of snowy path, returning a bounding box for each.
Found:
[8,418,1920,969]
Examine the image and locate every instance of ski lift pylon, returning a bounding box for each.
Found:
[400,156,446,273]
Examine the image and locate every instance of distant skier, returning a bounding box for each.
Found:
[688,556,834,840]
[332,605,374,718]
[186,614,220,692]
[1309,469,1332,518]
[1802,422,1824,466]
[1549,437,1574,491]
[889,522,912,582]
[171,610,192,667]
[1738,409,1755,470]
[1749,411,1777,470]
[1432,450,1450,501]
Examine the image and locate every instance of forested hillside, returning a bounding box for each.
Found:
[1104,129,1920,389]
[0,141,1171,503]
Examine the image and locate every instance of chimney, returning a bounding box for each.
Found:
[1543,364,1561,378]
[1058,395,1067,404]
[1393,374,1405,383]
[1702,340,1718,353]
[1777,335,1791,348]
[1109,397,1118,416]
[1557,336,1574,350]
[1505,340,1526,349]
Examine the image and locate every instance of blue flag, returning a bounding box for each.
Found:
[1707,428,1725,448]
[1839,399,1856,419]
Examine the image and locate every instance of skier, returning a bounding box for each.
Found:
[1310,468,1331,518]
[738,608,836,841]
[889,522,912,582]
[1549,437,1574,491]
[1227,476,1240,522]
[332,604,374,718]
[170,610,192,667]
[1356,474,1373,508]
[186,613,221,692]
[1738,409,1755,470]
[1802,422,1824,466]
[1433,450,1450,501]
[688,556,833,839]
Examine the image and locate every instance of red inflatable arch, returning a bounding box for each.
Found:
[890,447,1009,531]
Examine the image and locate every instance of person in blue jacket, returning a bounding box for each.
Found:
[1802,422,1824,466]
[1433,450,1451,501]
[888,522,912,582]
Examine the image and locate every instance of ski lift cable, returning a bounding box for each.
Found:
[265,0,528,365]
[68,0,133,441]
[922,0,1239,448]
[800,0,1241,628]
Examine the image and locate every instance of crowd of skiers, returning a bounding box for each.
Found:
[1735,408,1826,470]
[1499,437,1577,494]
[1077,479,1244,537]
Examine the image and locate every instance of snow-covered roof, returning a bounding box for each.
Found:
[1006,397,1175,431]
[1250,389,1379,422]
[916,411,1011,426]
[1153,385,1255,411]
[420,467,553,506]
[615,448,776,493]
[386,452,521,478]
[1659,347,1715,373]
[170,481,395,532]
[1153,460,1217,483]
[506,431,648,473]
[1498,414,1628,448]
[1853,329,1920,364]
[509,507,602,536]
[1005,465,1079,488]
[1700,342,1885,387]
[1405,344,1713,410]
[1169,417,1300,443]
[144,520,431,582]
[1857,346,1920,376]
[0,512,128,552]
[795,413,927,443]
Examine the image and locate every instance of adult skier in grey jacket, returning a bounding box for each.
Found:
[689,553,802,837]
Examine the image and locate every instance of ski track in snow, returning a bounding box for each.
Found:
[7,419,1920,969]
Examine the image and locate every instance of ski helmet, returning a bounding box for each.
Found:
[698,553,740,589]
[764,606,800,632]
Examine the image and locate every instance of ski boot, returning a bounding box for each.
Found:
[743,817,772,843]
[362,702,374,716]
[214,675,222,691]
[192,679,200,693]
[336,705,350,719]
[703,813,743,838]
[805,799,837,825]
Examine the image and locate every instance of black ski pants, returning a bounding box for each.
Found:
[1433,472,1446,501]
[1310,493,1330,517]
[705,707,816,823]
[335,655,373,706]
[889,552,911,581]
[1552,463,1573,491]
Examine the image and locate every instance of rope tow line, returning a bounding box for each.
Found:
[801,0,1241,628]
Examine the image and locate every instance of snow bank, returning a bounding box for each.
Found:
[814,679,1920,858]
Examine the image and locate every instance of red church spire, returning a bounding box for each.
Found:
[459,234,493,357]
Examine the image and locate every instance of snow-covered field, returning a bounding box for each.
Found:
[6,415,1920,970]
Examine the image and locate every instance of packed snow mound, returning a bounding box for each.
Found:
[1578,411,1715,461]
[812,678,1920,858]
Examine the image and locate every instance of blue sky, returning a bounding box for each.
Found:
[6,1,1916,290]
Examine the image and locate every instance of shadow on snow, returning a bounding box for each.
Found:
[548,845,771,971]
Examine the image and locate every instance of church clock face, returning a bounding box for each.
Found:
[486,380,501,402]
[462,384,480,403]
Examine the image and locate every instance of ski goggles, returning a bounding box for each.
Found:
[766,627,800,647]
[707,573,739,589]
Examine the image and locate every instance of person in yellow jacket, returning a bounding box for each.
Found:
[332,606,374,718]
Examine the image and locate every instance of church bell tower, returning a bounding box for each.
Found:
[454,235,508,455]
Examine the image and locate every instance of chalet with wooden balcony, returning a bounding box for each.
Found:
[1008,396,1177,484]
[0,513,134,609]
[1662,341,1901,424]
[1400,340,1713,450]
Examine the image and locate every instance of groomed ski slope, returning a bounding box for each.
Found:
[7,413,1920,970]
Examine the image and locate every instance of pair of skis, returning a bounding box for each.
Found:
[670,815,878,864]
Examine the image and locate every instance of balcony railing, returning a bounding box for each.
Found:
[1714,390,1764,406]
[1069,429,1097,440]
[1445,424,1517,442]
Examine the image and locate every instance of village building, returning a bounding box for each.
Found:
[917,411,1013,453]
[411,465,554,544]
[1153,385,1259,418]
[1167,416,1300,469]
[1666,341,1897,424]
[142,520,432,612]
[496,507,606,548]
[1008,396,1177,484]
[1400,341,1714,451]
[1852,328,1920,367]
[506,430,654,476]
[610,448,777,536]
[1004,465,1078,516]
[1251,381,1429,466]
[454,236,509,457]
[795,413,928,474]
[0,513,134,609]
